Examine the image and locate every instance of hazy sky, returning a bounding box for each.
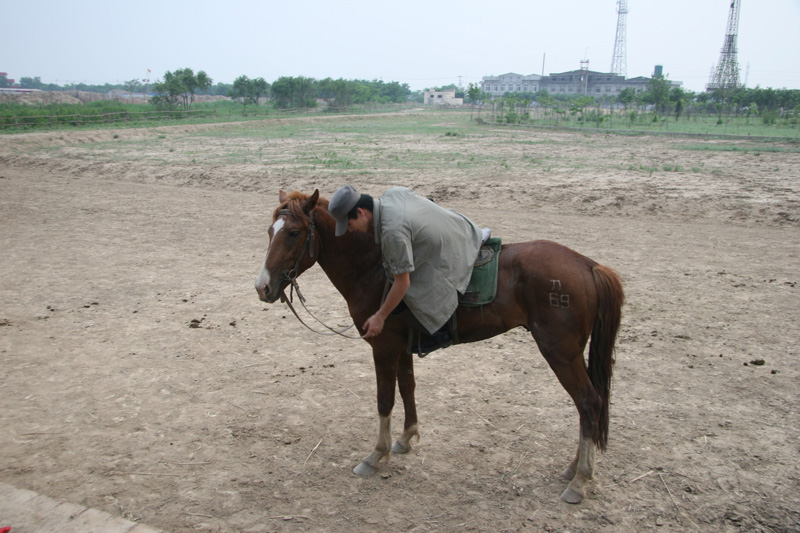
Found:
[3,0,799,93]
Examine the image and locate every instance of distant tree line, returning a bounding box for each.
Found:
[271,77,412,109]
[1,70,413,112]
[6,69,797,123]
[473,75,800,126]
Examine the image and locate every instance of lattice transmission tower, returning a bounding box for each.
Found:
[610,0,628,78]
[706,0,742,91]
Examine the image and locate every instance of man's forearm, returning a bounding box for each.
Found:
[377,272,410,319]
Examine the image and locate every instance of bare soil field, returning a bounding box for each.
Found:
[1,113,799,532]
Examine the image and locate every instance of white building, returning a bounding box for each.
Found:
[423,89,463,106]
[480,73,542,97]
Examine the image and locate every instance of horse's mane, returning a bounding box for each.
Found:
[272,191,330,224]
[273,190,380,266]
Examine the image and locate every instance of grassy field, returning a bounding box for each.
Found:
[0,100,413,132]
[21,111,793,198]
[506,107,800,138]
[2,97,800,140]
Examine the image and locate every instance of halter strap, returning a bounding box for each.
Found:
[276,208,315,280]
[274,208,363,340]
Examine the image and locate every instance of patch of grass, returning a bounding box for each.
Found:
[305,150,361,169]
[511,140,559,145]
[678,143,799,153]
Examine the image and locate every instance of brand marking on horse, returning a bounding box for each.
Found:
[549,280,569,308]
[550,292,570,308]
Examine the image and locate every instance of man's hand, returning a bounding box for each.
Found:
[362,271,410,340]
[363,313,385,338]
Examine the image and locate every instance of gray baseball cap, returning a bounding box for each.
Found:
[329,185,360,236]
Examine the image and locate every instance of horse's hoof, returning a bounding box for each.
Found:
[561,467,575,481]
[353,461,378,477]
[391,441,410,454]
[560,486,584,504]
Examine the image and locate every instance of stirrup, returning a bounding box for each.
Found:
[417,331,453,357]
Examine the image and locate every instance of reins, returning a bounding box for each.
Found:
[276,208,366,340]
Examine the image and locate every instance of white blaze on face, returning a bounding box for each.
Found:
[255,218,286,295]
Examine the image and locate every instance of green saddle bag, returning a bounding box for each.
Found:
[460,237,502,306]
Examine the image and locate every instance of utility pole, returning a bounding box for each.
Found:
[580,59,590,94]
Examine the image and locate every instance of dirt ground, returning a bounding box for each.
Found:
[1,115,799,532]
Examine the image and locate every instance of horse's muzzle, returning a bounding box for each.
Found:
[255,285,269,303]
[255,281,281,303]
[255,267,281,303]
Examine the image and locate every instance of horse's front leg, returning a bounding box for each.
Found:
[391,350,419,454]
[354,351,399,476]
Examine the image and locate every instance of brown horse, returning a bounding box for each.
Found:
[255,190,624,504]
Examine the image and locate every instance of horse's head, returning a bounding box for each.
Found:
[255,189,321,303]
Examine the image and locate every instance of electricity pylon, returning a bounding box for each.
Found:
[610,0,628,78]
[706,0,742,91]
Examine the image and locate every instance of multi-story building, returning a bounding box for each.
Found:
[481,73,542,97]
[541,69,635,97]
[481,66,680,99]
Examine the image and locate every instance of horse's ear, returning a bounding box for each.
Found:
[304,190,320,213]
[279,190,288,203]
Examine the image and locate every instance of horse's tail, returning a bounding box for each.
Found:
[588,264,624,451]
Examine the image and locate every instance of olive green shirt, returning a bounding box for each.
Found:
[374,187,481,334]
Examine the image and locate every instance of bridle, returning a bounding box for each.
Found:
[275,207,316,288]
[273,208,365,340]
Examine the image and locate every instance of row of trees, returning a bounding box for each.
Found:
[5,70,798,121]
[148,72,413,111]
[2,71,413,112]
[270,77,412,109]
[468,76,800,126]
[223,75,413,111]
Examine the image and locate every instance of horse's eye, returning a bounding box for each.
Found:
[289,230,301,238]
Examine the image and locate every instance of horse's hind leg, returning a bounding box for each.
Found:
[392,350,420,454]
[561,429,596,504]
[539,346,603,504]
[561,441,580,481]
